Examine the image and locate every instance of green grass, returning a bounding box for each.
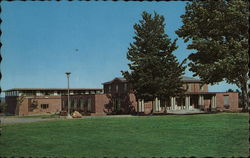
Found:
[0,113,248,157]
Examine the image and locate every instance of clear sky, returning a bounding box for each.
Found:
[1,1,238,95]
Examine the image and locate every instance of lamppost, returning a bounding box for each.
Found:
[65,72,71,118]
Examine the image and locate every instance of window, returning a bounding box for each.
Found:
[108,85,111,93]
[87,98,92,112]
[224,95,229,108]
[188,84,192,91]
[113,98,121,111]
[116,85,119,92]
[200,85,204,91]
[124,83,127,91]
[80,98,84,110]
[41,104,49,109]
[186,84,191,91]
[74,98,78,109]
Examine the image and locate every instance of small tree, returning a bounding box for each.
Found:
[0,103,7,113]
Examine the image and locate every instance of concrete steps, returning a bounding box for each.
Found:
[167,108,205,114]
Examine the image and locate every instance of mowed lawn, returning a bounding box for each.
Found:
[0,113,248,157]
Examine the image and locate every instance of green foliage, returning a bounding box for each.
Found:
[176,0,249,109]
[226,89,234,92]
[0,103,7,113]
[0,114,248,157]
[122,11,185,101]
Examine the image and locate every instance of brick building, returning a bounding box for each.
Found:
[4,76,240,116]
[4,88,102,115]
[102,77,240,114]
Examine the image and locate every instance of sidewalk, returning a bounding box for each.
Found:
[0,117,62,125]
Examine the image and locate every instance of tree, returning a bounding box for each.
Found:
[176,0,249,110]
[122,11,185,112]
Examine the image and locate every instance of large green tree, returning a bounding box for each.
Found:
[176,0,249,110]
[122,11,185,109]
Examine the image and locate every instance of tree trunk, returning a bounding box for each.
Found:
[240,81,248,112]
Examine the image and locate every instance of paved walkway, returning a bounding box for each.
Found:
[0,115,134,125]
[0,117,62,125]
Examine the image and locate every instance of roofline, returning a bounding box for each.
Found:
[102,76,203,85]
[185,91,239,94]
[3,88,103,92]
[181,80,202,83]
[102,77,127,85]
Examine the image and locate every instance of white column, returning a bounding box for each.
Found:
[158,99,161,111]
[138,100,141,112]
[185,96,190,110]
[201,96,204,106]
[173,97,176,110]
[155,98,158,112]
[198,95,201,106]
[142,99,144,112]
[171,97,173,110]
[186,96,188,109]
[211,96,214,108]
[188,96,191,109]
[214,95,216,108]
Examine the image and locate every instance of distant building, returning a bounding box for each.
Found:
[4,76,240,116]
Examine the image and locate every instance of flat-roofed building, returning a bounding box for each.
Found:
[4,88,103,115]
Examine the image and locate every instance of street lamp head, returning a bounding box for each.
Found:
[65,72,71,76]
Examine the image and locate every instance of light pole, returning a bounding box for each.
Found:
[65,72,71,118]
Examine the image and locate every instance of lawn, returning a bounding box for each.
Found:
[0,113,248,157]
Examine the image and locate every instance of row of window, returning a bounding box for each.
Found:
[105,83,204,93]
[107,83,127,93]
[41,104,49,109]
[186,84,204,91]
[5,90,102,97]
[62,98,92,112]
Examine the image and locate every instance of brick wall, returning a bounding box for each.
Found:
[18,96,62,115]
[5,96,18,114]
[216,92,240,112]
[94,94,109,116]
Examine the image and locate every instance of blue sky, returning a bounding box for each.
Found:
[1,1,238,95]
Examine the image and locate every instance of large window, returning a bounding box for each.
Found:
[80,98,84,110]
[87,98,92,112]
[224,95,229,108]
[41,104,49,109]
[200,85,204,91]
[116,85,119,92]
[108,85,111,93]
[124,83,127,92]
[188,84,192,91]
[74,98,78,109]
[113,98,121,111]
